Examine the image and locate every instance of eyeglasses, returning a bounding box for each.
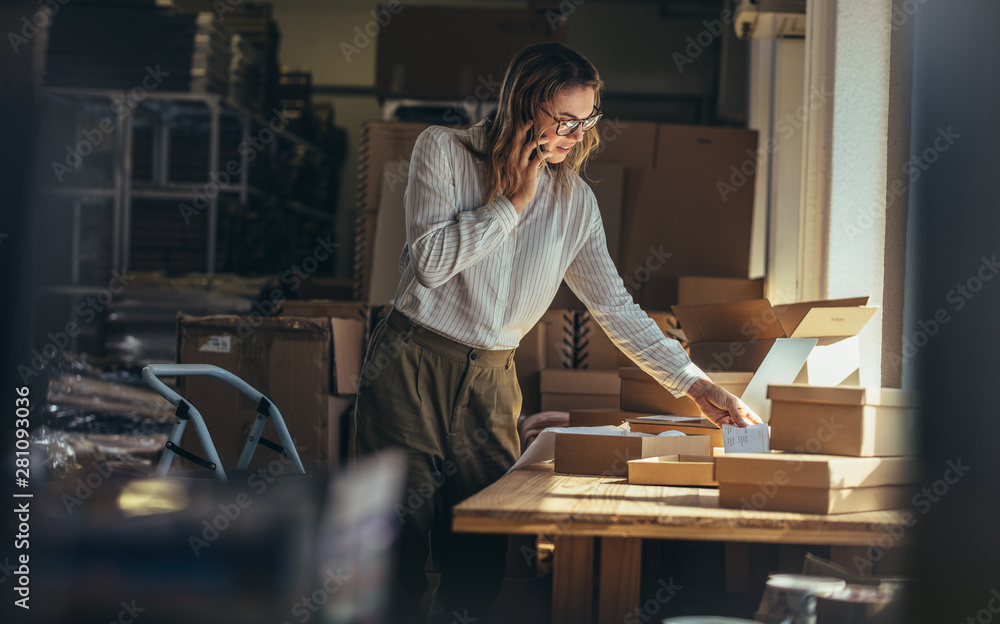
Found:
[545,107,603,136]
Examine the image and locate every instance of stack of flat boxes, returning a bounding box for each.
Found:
[715,385,919,515]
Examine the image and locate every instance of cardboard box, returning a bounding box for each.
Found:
[678,276,765,305]
[628,454,718,487]
[625,414,726,448]
[277,301,371,384]
[717,452,918,513]
[673,296,877,386]
[540,369,620,412]
[176,314,364,471]
[554,431,712,476]
[541,393,620,412]
[767,385,918,457]
[541,369,620,394]
[715,453,919,489]
[718,482,913,514]
[354,121,432,301]
[619,367,753,418]
[622,125,761,309]
[670,296,882,417]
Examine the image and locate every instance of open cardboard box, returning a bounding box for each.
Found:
[554,431,712,476]
[177,314,365,470]
[628,454,717,487]
[767,385,918,457]
[671,297,878,387]
[716,452,918,514]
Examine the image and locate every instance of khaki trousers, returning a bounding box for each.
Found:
[355,308,522,624]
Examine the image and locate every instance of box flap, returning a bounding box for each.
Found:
[767,384,916,407]
[773,296,870,336]
[788,306,878,339]
[672,299,785,343]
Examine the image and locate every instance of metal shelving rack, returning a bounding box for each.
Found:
[42,87,335,279]
[36,87,338,357]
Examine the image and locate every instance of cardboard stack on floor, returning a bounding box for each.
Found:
[174,301,367,473]
[715,384,919,514]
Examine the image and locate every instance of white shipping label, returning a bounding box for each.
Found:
[722,423,770,454]
[199,335,232,353]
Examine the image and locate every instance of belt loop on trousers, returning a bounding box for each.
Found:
[403,320,416,344]
[506,350,515,370]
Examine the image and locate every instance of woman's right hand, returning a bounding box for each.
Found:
[503,121,550,214]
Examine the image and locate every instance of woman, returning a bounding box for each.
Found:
[355,41,761,623]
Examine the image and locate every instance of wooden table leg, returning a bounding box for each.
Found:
[597,536,642,624]
[553,535,596,624]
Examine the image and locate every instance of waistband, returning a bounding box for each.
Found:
[384,307,515,368]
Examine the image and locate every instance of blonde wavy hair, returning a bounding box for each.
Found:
[460,42,604,203]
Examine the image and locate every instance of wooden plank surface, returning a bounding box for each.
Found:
[452,463,910,545]
[552,535,595,624]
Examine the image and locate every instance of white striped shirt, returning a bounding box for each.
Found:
[393,120,705,397]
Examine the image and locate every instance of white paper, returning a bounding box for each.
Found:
[722,423,770,453]
[507,425,685,473]
[739,337,817,421]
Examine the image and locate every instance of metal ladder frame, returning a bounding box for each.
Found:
[142,364,306,482]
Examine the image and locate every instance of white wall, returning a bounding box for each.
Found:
[825,0,893,387]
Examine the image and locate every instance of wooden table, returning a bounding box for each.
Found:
[453,463,909,624]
